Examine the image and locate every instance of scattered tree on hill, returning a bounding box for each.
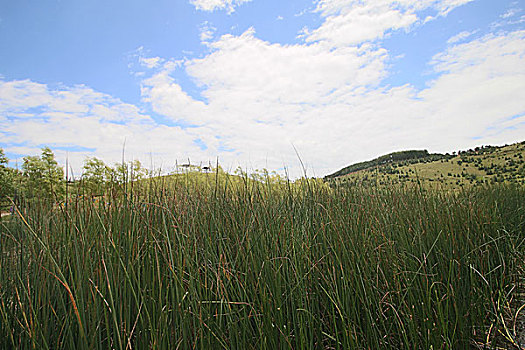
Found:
[325,150,437,179]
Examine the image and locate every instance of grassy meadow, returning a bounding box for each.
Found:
[330,141,525,190]
[0,172,524,349]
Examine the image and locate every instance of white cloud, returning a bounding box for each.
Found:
[136,25,525,176]
[490,4,524,29]
[447,30,477,44]
[0,80,212,174]
[313,0,474,17]
[199,21,217,43]
[0,80,52,111]
[141,69,208,125]
[3,1,525,178]
[501,8,520,19]
[433,0,475,15]
[419,30,525,143]
[189,0,252,14]
[307,0,475,47]
[139,56,162,69]
[432,31,525,75]
[188,28,388,105]
[307,3,418,47]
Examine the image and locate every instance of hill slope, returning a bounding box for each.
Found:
[325,141,525,189]
[325,150,446,179]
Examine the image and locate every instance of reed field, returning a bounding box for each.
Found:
[0,174,524,349]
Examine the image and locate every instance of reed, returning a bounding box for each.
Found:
[0,175,523,349]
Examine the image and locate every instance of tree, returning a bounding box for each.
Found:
[110,163,128,185]
[0,148,16,208]
[0,149,10,193]
[108,160,149,185]
[130,160,149,181]
[22,147,64,200]
[82,157,112,194]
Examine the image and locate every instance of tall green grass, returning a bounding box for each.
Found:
[0,176,524,349]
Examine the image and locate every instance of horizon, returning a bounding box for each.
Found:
[1,0,525,178]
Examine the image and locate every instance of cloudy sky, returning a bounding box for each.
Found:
[1,0,524,177]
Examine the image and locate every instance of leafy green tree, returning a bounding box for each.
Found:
[22,147,64,200]
[82,157,112,194]
[0,149,11,192]
[111,163,128,185]
[0,148,16,209]
[0,148,7,165]
[130,160,149,181]
[108,160,149,185]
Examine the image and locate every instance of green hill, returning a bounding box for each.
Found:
[325,150,445,179]
[325,141,525,189]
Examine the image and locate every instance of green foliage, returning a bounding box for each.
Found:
[130,160,149,181]
[235,167,288,185]
[81,157,113,194]
[81,158,150,195]
[0,148,7,166]
[0,149,11,195]
[82,157,110,183]
[22,147,64,200]
[110,160,149,184]
[0,149,16,209]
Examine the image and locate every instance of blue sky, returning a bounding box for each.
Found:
[1,0,524,177]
